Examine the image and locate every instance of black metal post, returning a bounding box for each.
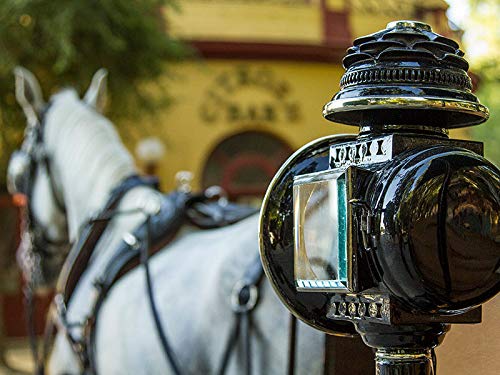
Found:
[375,348,434,375]
[356,323,449,375]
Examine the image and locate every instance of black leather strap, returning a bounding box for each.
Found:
[186,195,258,229]
[50,175,158,370]
[218,255,265,375]
[86,191,189,374]
[56,175,158,304]
[141,217,184,375]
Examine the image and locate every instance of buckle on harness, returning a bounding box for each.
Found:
[231,281,258,313]
[53,294,89,365]
[54,293,68,320]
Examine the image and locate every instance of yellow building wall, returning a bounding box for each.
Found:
[168,1,323,44]
[122,60,354,191]
[122,58,471,192]
[168,0,453,45]
[436,297,500,375]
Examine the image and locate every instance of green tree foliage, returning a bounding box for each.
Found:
[454,0,500,166]
[474,80,500,167]
[0,0,188,187]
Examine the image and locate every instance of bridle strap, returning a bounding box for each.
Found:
[85,191,189,374]
[56,175,158,304]
[218,255,265,375]
[21,100,67,271]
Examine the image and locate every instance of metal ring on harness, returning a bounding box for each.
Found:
[204,185,229,206]
[231,281,258,313]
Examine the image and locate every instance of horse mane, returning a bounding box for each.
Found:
[44,89,136,240]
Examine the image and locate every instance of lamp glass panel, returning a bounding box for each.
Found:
[293,170,348,291]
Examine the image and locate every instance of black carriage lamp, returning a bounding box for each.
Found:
[260,20,500,374]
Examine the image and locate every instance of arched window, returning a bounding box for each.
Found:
[202,131,292,199]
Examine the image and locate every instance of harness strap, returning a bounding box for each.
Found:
[37,175,158,372]
[141,217,184,375]
[218,311,242,375]
[218,257,298,375]
[85,192,188,374]
[218,255,265,375]
[241,312,251,375]
[56,175,158,303]
[186,195,258,229]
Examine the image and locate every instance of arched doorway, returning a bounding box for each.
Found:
[202,131,293,200]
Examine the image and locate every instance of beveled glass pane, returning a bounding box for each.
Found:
[293,170,348,291]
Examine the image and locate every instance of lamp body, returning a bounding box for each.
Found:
[259,20,500,375]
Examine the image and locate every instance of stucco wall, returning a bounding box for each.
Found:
[437,296,499,375]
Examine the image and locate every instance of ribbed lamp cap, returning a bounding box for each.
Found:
[323,20,489,129]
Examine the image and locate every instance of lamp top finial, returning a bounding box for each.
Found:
[323,20,488,129]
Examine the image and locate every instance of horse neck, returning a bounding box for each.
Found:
[44,91,136,240]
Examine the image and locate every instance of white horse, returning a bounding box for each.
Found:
[11,68,326,375]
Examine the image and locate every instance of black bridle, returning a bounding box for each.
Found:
[7,103,71,375]
[8,103,69,281]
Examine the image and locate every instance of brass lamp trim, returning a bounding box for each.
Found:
[323,96,490,125]
[386,20,432,31]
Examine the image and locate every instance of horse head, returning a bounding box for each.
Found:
[7,67,112,287]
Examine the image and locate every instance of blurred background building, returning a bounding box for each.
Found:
[128,0,469,201]
[0,0,498,373]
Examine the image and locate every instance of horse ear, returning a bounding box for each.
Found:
[14,66,45,125]
[84,68,108,113]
